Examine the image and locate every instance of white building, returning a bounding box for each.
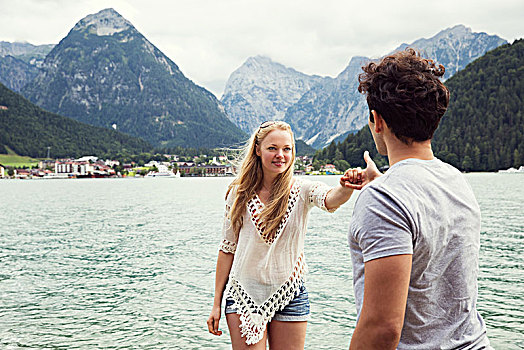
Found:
[321,164,338,173]
[163,154,179,161]
[145,160,170,168]
[55,161,94,175]
[75,156,98,162]
[157,164,170,173]
[105,159,120,167]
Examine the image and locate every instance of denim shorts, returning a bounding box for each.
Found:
[224,283,310,322]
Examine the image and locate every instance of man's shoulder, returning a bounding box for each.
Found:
[373,158,462,190]
[393,158,461,175]
[354,177,405,217]
[356,158,462,212]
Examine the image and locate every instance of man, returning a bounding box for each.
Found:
[347,49,491,349]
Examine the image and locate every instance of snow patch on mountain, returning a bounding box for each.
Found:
[73,8,132,36]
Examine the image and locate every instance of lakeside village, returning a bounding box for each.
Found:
[0,154,345,180]
[2,152,522,180]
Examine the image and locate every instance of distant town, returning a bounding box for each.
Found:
[0,154,345,179]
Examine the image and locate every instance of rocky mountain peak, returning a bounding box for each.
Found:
[397,25,472,48]
[396,25,506,80]
[230,55,311,80]
[73,8,133,36]
[445,24,471,36]
[221,55,323,133]
[422,24,471,43]
[245,55,273,66]
[336,56,369,80]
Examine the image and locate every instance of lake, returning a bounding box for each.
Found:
[0,174,523,349]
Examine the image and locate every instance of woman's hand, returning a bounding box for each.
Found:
[207,305,223,336]
[340,151,381,190]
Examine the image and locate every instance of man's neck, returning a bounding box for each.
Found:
[385,138,434,167]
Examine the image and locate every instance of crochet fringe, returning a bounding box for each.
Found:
[218,239,236,254]
[227,253,306,345]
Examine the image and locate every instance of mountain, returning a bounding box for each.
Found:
[284,56,369,148]
[283,25,506,148]
[394,25,507,80]
[221,56,323,133]
[314,39,524,172]
[21,8,246,148]
[0,41,55,92]
[0,82,151,158]
[0,55,40,91]
[295,139,315,156]
[0,41,54,66]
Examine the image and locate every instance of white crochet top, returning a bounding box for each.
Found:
[219,177,337,345]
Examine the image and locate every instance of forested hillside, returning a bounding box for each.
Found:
[0,83,151,158]
[315,39,524,171]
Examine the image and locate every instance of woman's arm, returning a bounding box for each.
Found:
[207,251,234,336]
[325,181,357,210]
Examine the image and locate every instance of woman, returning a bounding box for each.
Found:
[207,121,379,349]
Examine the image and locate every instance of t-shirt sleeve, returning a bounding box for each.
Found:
[306,179,338,213]
[218,188,238,254]
[351,186,414,262]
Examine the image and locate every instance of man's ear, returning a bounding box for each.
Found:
[371,110,383,134]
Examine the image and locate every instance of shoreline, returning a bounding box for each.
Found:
[2,171,523,181]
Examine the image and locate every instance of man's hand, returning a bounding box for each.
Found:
[340,151,381,190]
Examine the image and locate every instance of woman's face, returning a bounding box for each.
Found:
[256,128,293,178]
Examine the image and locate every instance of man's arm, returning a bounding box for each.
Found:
[349,254,412,349]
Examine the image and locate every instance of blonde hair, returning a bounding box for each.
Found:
[227,121,296,241]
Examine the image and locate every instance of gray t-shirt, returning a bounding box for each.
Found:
[349,158,491,349]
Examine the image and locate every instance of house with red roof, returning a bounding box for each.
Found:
[14,168,31,179]
[320,164,338,174]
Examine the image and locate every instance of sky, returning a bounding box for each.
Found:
[0,0,522,98]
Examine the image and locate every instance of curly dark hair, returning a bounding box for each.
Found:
[358,48,450,144]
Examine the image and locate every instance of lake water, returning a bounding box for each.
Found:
[0,174,523,349]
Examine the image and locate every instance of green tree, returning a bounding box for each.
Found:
[312,160,322,171]
[513,149,521,168]
[461,156,473,172]
[334,159,350,172]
